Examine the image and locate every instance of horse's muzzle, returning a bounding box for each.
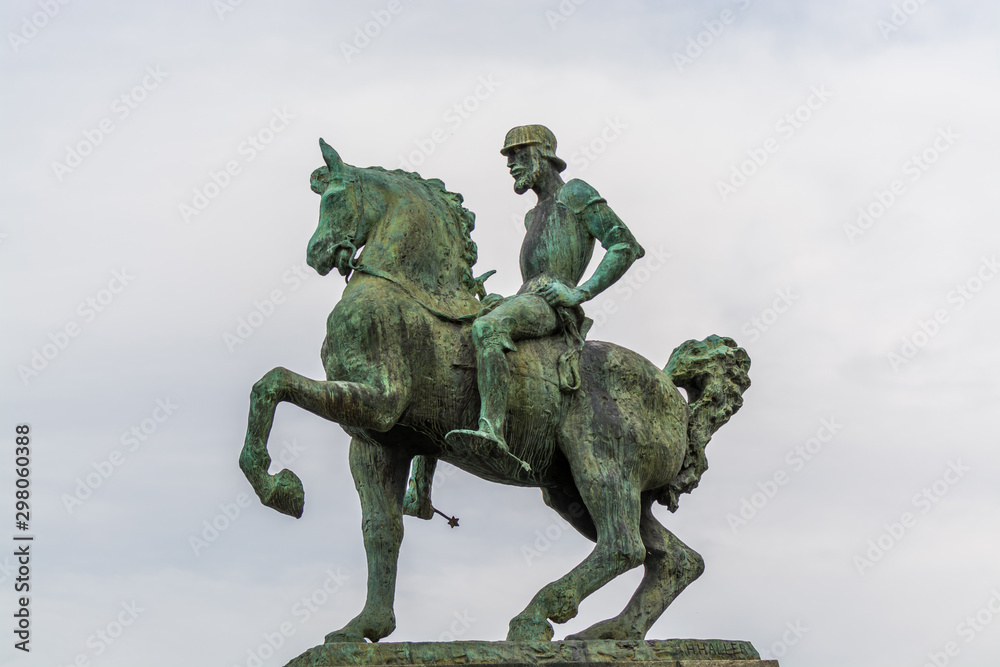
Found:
[307,240,352,277]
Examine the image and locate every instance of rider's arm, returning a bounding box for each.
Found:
[566,181,645,301]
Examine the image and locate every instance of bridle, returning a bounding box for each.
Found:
[332,237,362,283]
[322,176,365,283]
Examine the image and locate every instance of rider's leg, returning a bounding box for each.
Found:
[463,294,559,446]
[470,316,517,444]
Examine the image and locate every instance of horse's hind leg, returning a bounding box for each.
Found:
[326,436,410,643]
[507,446,645,641]
[541,485,596,542]
[569,497,705,640]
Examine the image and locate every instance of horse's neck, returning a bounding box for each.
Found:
[360,194,474,305]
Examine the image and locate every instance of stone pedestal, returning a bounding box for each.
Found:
[283,639,778,667]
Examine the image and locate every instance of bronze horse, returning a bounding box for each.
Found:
[239,139,751,643]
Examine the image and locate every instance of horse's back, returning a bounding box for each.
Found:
[556,340,690,490]
[507,337,688,491]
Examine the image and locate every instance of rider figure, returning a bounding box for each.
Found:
[444,124,645,460]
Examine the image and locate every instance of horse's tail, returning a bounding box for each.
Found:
[657,335,751,512]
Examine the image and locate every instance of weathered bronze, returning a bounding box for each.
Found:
[286,639,776,667]
[239,128,751,646]
[444,124,644,473]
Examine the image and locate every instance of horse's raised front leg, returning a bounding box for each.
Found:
[326,437,410,643]
[239,366,409,517]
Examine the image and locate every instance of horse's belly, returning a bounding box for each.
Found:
[397,325,565,487]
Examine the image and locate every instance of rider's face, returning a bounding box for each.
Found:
[507,144,543,195]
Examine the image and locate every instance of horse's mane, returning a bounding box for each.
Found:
[365,166,480,294]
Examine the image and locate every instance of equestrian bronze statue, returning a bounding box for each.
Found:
[238,126,751,644]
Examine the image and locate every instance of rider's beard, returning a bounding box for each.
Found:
[513,156,541,195]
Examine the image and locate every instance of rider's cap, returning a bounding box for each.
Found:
[501,124,567,173]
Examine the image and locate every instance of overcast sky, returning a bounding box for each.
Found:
[1,1,998,666]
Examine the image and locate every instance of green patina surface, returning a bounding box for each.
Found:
[284,639,772,667]
[238,126,752,649]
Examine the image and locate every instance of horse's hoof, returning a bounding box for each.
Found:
[324,629,366,644]
[263,469,305,518]
[325,610,395,643]
[507,615,554,642]
[566,619,635,641]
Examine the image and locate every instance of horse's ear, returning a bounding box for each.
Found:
[319,138,343,172]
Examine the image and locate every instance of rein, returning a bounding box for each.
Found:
[329,169,496,326]
[350,262,482,324]
[352,263,582,393]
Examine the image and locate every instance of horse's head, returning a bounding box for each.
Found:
[307,139,386,277]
